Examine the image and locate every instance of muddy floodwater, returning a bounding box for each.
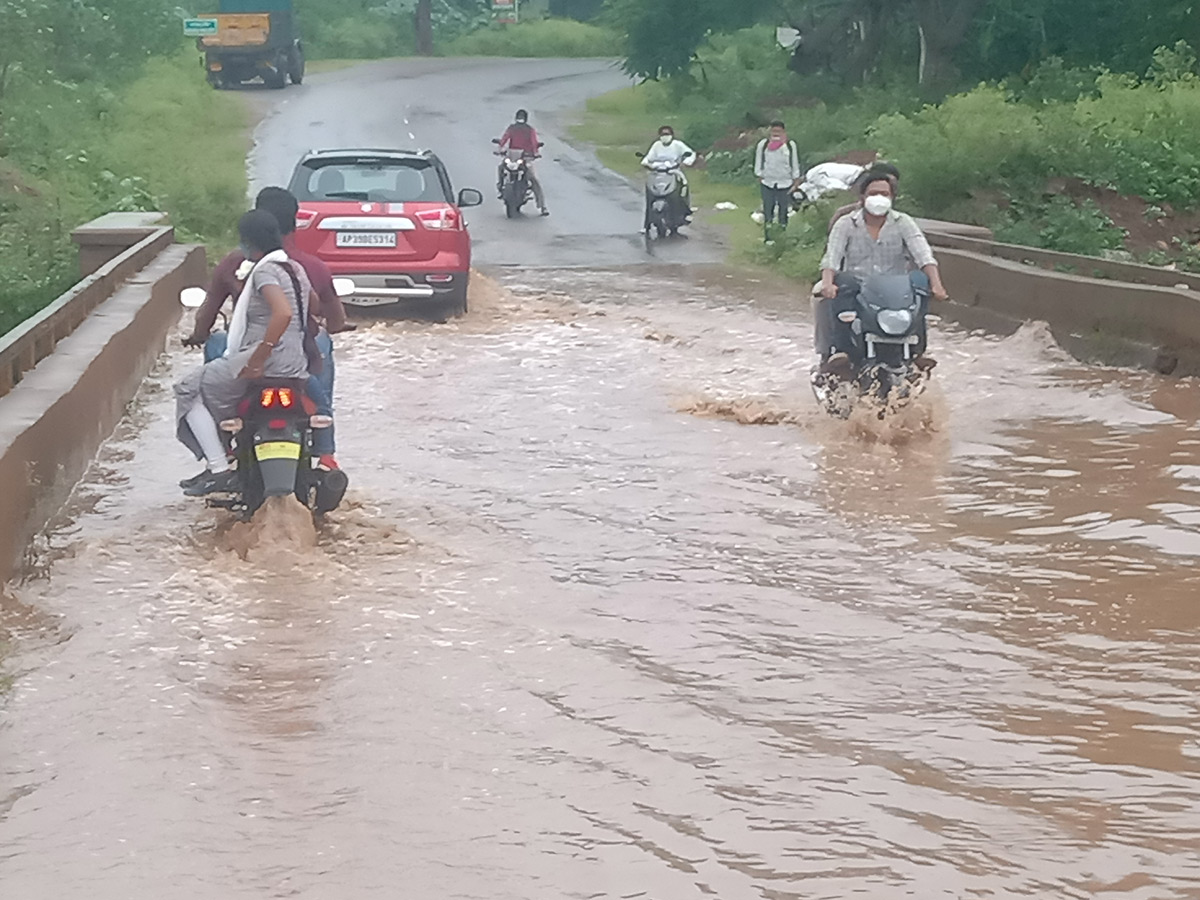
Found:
[2,266,1199,899]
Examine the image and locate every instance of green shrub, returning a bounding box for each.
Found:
[307,16,414,59]
[447,19,622,57]
[993,196,1126,256]
[705,147,756,183]
[1,52,248,336]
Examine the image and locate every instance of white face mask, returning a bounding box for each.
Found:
[864,195,893,216]
[660,135,673,145]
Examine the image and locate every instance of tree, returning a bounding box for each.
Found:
[603,0,764,79]
[913,0,986,87]
[415,0,433,54]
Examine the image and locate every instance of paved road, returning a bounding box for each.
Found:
[2,58,1199,900]
[247,57,722,269]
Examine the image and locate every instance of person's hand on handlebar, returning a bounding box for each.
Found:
[182,332,207,348]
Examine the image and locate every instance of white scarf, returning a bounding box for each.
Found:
[224,248,290,358]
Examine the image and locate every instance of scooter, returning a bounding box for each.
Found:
[642,160,689,239]
[810,274,932,419]
[178,281,355,518]
[492,139,542,218]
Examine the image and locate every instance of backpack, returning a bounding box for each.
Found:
[758,138,797,174]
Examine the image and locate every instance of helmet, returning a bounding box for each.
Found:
[515,109,529,123]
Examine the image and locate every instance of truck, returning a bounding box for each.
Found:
[194,0,304,90]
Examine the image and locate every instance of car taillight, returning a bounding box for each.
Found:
[295,209,317,229]
[415,208,462,232]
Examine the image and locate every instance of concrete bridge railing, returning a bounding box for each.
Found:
[0,212,206,586]
[924,225,1200,375]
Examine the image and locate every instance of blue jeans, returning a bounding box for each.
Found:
[204,330,336,455]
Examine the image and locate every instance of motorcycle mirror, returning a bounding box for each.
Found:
[837,311,858,323]
[180,287,207,309]
[332,278,356,298]
[491,138,501,144]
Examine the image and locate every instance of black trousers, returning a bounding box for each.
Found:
[760,184,791,226]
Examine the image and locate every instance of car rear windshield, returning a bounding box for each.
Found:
[291,158,448,204]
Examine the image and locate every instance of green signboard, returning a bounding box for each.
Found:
[183,18,219,36]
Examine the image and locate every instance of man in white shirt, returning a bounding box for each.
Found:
[641,125,696,228]
[754,120,801,229]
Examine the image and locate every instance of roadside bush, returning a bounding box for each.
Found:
[705,148,756,184]
[993,195,1126,256]
[870,86,1047,214]
[1,52,248,336]
[307,17,415,59]
[447,19,622,57]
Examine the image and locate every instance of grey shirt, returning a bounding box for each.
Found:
[820,209,937,278]
[243,259,311,378]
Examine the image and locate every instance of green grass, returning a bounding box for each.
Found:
[446,19,622,58]
[0,51,249,336]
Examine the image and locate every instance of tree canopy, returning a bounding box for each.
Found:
[603,0,1200,89]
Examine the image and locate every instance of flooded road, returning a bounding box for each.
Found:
[3,264,1199,899]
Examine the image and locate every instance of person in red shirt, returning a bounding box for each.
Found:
[496,109,549,216]
[183,187,351,473]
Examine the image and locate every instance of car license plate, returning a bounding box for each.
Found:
[344,296,399,308]
[336,232,396,248]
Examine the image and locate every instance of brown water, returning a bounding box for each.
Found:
[2,266,1199,899]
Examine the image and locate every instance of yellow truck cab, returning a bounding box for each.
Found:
[197,0,303,90]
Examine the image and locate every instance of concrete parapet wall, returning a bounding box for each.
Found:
[0,243,206,585]
[937,246,1200,375]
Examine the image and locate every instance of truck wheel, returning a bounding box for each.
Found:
[289,46,305,85]
[266,54,288,89]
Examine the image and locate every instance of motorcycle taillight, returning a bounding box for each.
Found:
[278,388,294,408]
[260,388,276,408]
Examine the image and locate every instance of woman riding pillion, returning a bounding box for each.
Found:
[815,173,949,378]
[641,125,696,232]
[185,187,348,474]
[175,210,316,496]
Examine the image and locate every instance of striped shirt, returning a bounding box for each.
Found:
[820,209,937,277]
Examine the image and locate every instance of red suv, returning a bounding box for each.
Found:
[288,148,483,318]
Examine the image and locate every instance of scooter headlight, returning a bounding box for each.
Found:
[877,308,914,335]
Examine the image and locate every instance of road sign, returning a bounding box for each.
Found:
[183,18,219,37]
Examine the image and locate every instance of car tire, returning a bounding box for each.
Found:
[444,280,469,318]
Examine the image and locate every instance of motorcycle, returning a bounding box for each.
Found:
[492,139,542,218]
[642,160,689,239]
[179,284,352,519]
[810,274,932,419]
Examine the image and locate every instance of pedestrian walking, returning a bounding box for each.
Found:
[754,120,801,239]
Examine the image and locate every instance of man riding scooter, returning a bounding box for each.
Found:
[496,109,549,216]
[815,172,949,378]
[641,125,696,234]
[183,186,351,475]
